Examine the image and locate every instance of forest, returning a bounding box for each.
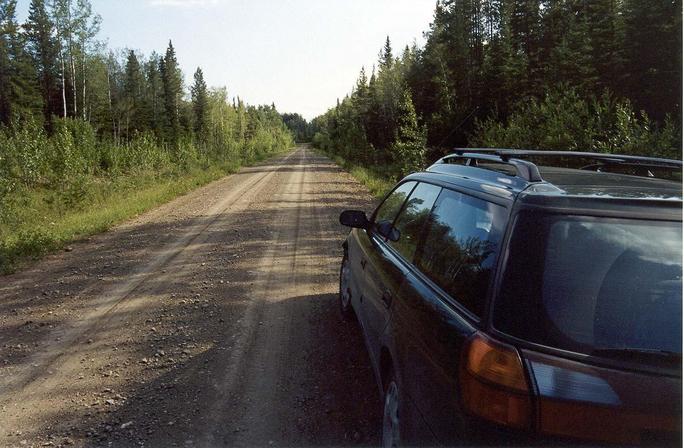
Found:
[0,0,293,271]
[311,0,682,179]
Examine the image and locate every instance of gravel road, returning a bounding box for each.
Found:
[0,146,382,447]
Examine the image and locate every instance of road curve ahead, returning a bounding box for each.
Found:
[0,146,381,447]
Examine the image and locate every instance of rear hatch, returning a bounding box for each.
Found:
[492,210,682,445]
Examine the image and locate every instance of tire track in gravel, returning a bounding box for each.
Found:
[0,146,382,447]
[0,150,300,440]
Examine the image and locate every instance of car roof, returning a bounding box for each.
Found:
[531,166,682,200]
[421,153,682,219]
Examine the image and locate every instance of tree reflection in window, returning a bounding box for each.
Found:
[416,191,506,317]
[373,181,417,228]
[390,183,441,261]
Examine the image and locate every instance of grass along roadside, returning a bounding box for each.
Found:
[0,148,292,274]
[316,149,394,199]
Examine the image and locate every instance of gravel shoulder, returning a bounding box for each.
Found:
[0,146,381,447]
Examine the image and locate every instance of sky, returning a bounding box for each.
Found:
[16,0,437,120]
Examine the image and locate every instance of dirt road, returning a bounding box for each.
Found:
[0,146,382,447]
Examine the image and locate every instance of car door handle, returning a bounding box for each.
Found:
[360,259,367,269]
[381,290,393,309]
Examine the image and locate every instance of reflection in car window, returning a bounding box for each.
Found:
[416,190,506,317]
[494,213,683,356]
[374,181,416,226]
[390,183,441,261]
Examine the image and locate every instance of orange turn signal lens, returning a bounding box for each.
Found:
[461,333,533,430]
[466,334,529,392]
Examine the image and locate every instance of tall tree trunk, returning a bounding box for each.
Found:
[82,51,86,120]
[60,52,67,118]
[107,67,115,140]
[67,1,77,117]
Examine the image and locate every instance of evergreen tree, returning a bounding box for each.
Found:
[0,0,41,126]
[160,40,182,142]
[585,0,624,94]
[25,0,58,129]
[122,50,144,137]
[0,0,14,124]
[190,67,208,138]
[623,0,682,121]
[391,86,426,176]
[145,52,162,134]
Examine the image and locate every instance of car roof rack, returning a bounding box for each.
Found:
[437,148,682,183]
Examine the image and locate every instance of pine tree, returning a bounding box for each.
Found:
[25,0,58,129]
[510,0,542,93]
[391,86,426,176]
[160,40,182,142]
[541,0,597,92]
[191,66,208,138]
[585,0,623,94]
[145,52,162,134]
[0,0,42,126]
[623,0,682,121]
[379,36,393,71]
[123,50,144,137]
[0,0,13,124]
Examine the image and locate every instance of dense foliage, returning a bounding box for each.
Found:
[281,112,312,143]
[0,0,293,201]
[312,0,682,179]
[0,0,293,270]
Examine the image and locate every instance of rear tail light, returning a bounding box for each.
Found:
[460,332,534,430]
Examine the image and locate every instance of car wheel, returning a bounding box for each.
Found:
[339,253,354,321]
[382,369,401,448]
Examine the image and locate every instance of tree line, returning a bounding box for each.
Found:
[312,0,682,178]
[0,0,293,206]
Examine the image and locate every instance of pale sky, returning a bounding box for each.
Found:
[16,0,437,120]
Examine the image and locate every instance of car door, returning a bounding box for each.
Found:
[353,181,416,361]
[390,188,509,443]
[357,182,441,368]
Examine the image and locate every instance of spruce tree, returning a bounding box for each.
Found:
[391,86,426,176]
[25,0,58,129]
[123,50,144,137]
[190,67,208,138]
[160,40,182,143]
[0,0,42,126]
[623,0,682,121]
[145,53,162,134]
[0,0,13,124]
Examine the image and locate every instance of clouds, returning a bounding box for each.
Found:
[147,0,220,7]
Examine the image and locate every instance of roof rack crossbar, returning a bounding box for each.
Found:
[452,148,683,169]
[439,151,543,182]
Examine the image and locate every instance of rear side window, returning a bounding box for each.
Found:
[374,181,416,225]
[390,182,442,261]
[415,189,507,317]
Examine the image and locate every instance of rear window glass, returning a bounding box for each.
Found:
[415,189,507,317]
[493,213,683,356]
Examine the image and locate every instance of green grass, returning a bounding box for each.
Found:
[0,149,290,274]
[317,149,394,199]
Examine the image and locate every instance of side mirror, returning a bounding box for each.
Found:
[376,220,401,242]
[339,210,370,229]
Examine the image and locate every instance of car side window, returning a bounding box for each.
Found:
[373,181,417,226]
[390,182,442,262]
[415,189,507,317]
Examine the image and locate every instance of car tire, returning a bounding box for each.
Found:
[339,252,354,321]
[382,368,401,448]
